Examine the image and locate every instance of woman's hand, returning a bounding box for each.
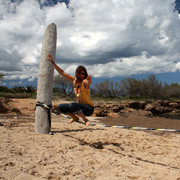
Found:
[47,54,54,64]
[47,54,75,82]
[87,75,92,81]
[84,75,92,86]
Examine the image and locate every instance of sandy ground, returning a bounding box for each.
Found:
[0,99,180,180]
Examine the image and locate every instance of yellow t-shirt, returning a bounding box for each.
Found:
[73,80,94,106]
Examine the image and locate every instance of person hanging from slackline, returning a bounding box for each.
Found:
[47,54,94,126]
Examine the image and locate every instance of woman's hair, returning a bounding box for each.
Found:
[74,66,88,87]
[75,66,88,82]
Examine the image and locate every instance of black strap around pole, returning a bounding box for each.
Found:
[36,101,52,128]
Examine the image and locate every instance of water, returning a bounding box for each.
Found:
[158,114,180,120]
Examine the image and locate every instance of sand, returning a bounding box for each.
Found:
[0,99,180,180]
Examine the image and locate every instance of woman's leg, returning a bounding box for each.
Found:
[81,104,94,116]
[72,104,94,126]
[77,113,91,126]
[67,113,79,124]
[58,103,80,123]
[58,103,93,126]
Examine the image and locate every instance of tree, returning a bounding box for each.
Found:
[12,86,25,93]
[94,82,105,97]
[163,83,180,98]
[94,79,121,97]
[119,78,141,97]
[139,79,150,98]
[146,75,163,99]
[54,75,74,96]
[0,86,11,92]
[0,73,3,82]
[91,75,180,99]
[23,86,36,93]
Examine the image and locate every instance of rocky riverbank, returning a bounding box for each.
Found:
[1,97,180,119]
[93,100,180,118]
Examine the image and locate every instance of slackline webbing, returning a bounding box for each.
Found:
[36,101,180,133]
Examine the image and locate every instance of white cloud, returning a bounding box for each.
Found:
[0,0,179,84]
[175,62,180,70]
[88,51,176,78]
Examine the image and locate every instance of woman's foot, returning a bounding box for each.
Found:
[85,121,91,126]
[77,113,91,126]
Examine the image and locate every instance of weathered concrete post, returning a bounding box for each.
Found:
[35,23,57,134]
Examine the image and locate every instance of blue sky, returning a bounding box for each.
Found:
[0,0,180,87]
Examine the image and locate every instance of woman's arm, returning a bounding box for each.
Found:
[47,54,75,82]
[83,75,92,89]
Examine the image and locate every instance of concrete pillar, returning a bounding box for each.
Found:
[35,23,57,134]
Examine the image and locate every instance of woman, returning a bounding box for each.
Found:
[47,54,94,126]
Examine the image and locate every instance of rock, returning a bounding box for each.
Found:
[145,102,165,114]
[171,109,180,113]
[128,101,146,109]
[0,97,10,104]
[120,108,137,113]
[0,102,9,113]
[145,104,154,111]
[112,105,124,113]
[11,108,21,114]
[168,102,179,108]
[154,104,164,114]
[107,112,119,118]
[139,110,153,117]
[94,109,108,117]
[163,107,174,113]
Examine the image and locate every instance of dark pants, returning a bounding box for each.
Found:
[58,103,94,116]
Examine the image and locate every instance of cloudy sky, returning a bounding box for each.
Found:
[0,0,180,87]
